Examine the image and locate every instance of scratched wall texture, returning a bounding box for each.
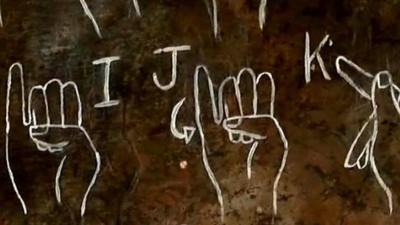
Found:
[1,0,400,224]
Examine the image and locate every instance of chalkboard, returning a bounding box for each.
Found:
[1,0,400,224]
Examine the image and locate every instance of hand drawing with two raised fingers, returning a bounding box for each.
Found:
[5,62,101,217]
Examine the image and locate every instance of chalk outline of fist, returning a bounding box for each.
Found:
[221,68,289,197]
[5,62,101,217]
[192,66,289,223]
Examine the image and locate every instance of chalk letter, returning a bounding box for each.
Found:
[152,45,191,91]
[93,56,120,108]
[305,32,333,83]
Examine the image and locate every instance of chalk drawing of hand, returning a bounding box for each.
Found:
[191,66,288,223]
[341,69,396,215]
[221,68,289,222]
[5,62,101,217]
[336,56,400,214]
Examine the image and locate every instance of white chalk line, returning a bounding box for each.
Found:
[211,0,218,38]
[55,155,67,204]
[80,127,101,216]
[132,0,141,17]
[259,0,267,30]
[0,1,3,27]
[170,97,196,144]
[247,141,259,179]
[79,0,102,38]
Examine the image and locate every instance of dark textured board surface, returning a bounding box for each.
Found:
[1,0,400,224]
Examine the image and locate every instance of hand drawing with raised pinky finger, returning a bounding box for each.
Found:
[5,62,101,217]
